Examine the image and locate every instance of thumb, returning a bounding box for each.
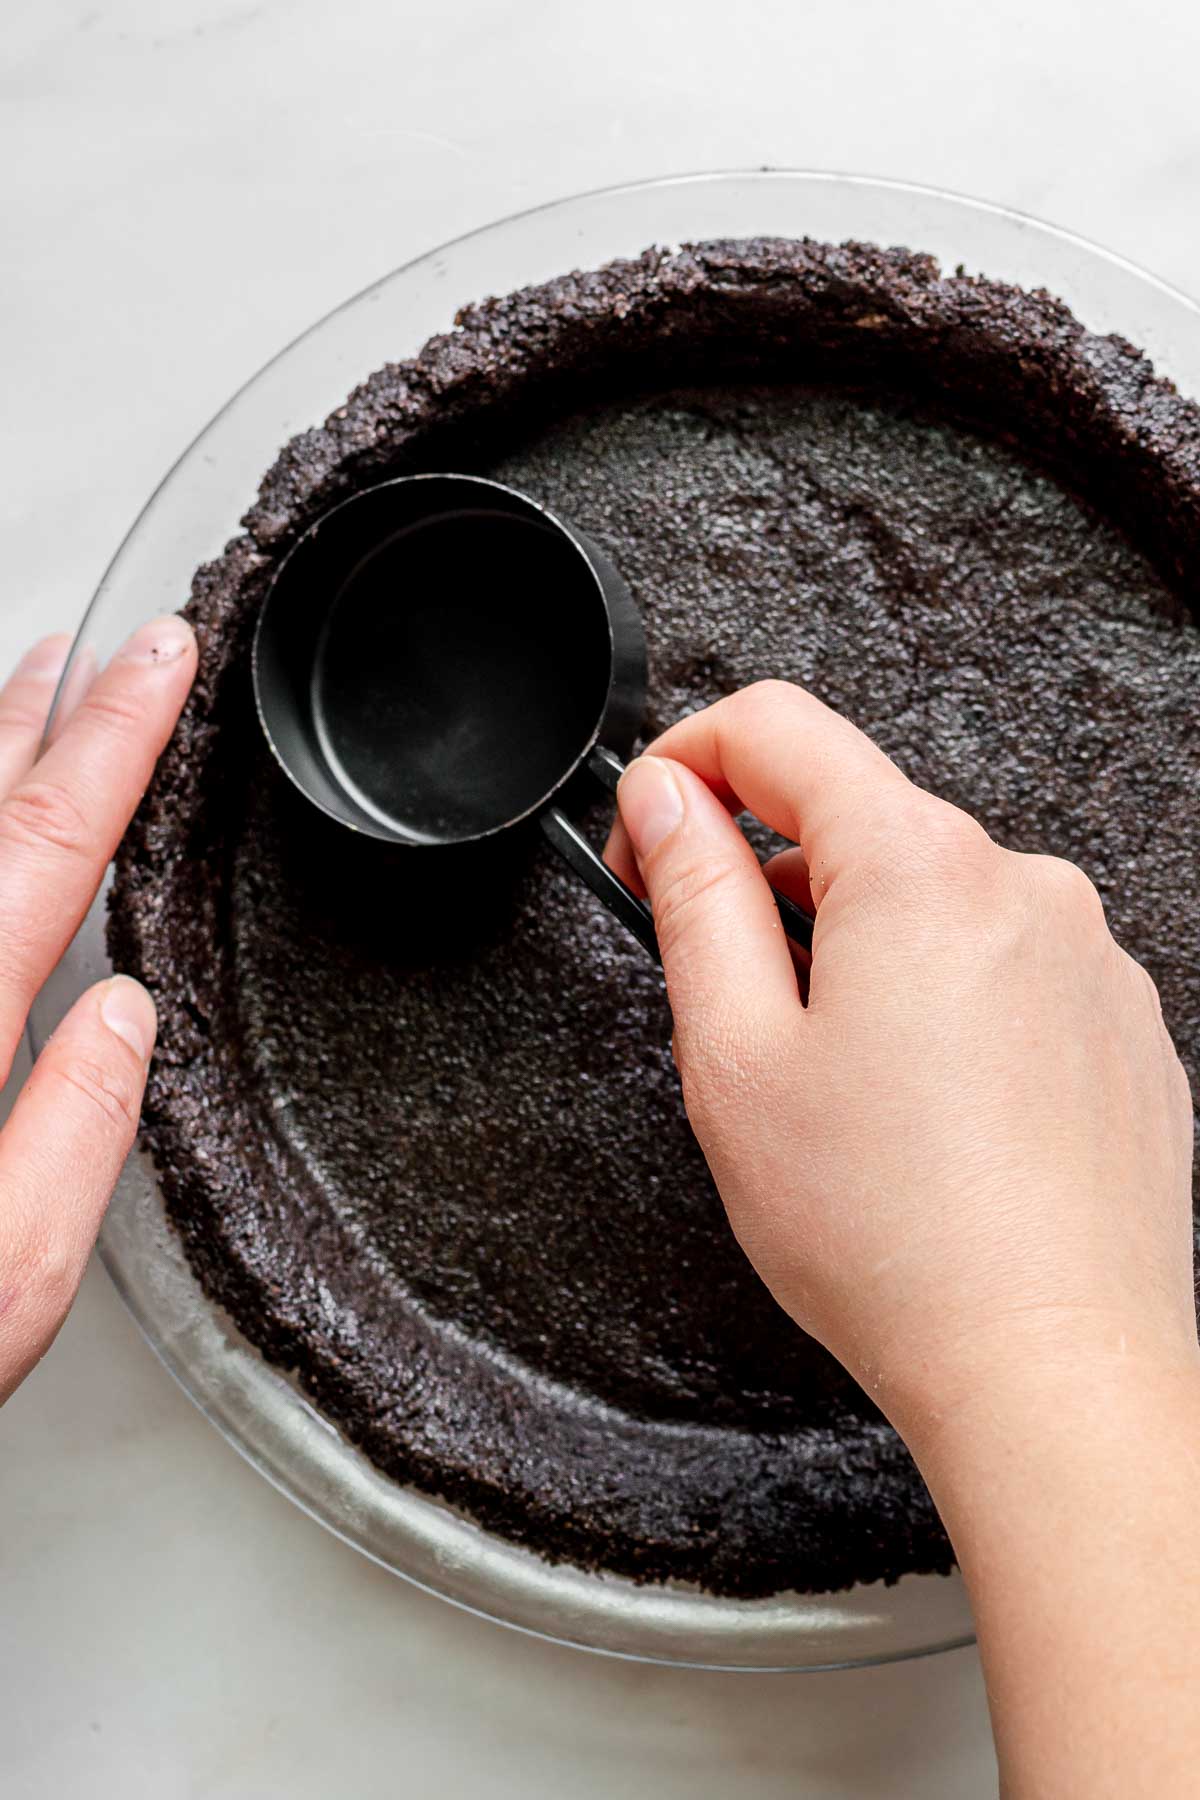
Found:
[616,754,800,1055]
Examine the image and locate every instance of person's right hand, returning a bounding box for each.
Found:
[610,679,1200,1798]
[610,679,1196,1431]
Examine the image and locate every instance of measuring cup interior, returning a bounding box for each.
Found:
[254,477,617,844]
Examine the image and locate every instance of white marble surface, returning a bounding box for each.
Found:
[5,1,1200,1792]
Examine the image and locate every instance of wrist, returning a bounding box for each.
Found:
[869,1300,1200,1464]
[895,1332,1200,1800]
[896,1333,1200,1545]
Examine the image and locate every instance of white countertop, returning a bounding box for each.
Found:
[5,2,1200,1792]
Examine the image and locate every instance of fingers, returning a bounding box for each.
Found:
[0,975,155,1402]
[616,754,802,1064]
[0,614,196,1079]
[644,681,915,909]
[0,635,72,798]
[761,843,817,920]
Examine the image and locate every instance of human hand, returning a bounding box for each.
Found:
[611,681,1200,1795]
[609,679,1196,1441]
[0,616,196,1404]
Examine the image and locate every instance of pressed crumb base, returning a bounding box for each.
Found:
[109,240,1200,1597]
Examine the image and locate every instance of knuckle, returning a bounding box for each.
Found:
[723,678,799,733]
[0,697,51,740]
[1170,1049,1194,1103]
[862,796,996,906]
[77,686,147,738]
[909,795,993,867]
[1025,854,1108,929]
[1172,1058,1196,1130]
[1121,950,1165,1013]
[742,677,797,708]
[0,777,93,859]
[56,1053,141,1132]
[10,1226,77,1315]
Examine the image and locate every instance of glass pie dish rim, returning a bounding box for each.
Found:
[32,167,1200,1671]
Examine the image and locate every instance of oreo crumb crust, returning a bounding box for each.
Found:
[109,238,1200,1598]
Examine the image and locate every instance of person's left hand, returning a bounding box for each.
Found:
[0,615,196,1403]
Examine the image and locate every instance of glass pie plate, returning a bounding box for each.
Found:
[30,171,1200,1672]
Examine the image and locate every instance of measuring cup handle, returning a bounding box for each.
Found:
[540,804,660,959]
[540,746,815,961]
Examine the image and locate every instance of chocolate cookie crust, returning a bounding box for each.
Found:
[109,239,1200,1598]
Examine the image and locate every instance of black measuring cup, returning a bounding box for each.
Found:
[252,473,813,961]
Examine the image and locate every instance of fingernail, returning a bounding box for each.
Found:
[17,635,72,681]
[115,614,196,668]
[100,977,157,1062]
[618,757,684,858]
